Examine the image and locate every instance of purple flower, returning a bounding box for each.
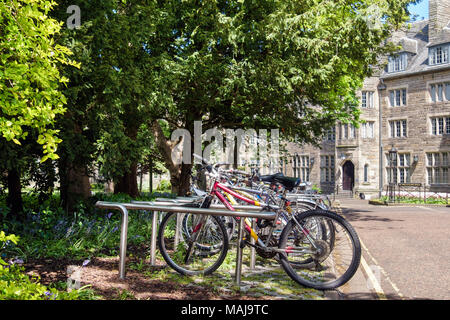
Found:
[112,226,118,232]
[44,291,55,300]
[82,259,90,267]
[107,212,113,219]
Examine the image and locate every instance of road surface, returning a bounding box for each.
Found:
[334,199,449,300]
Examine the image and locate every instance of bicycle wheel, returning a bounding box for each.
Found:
[181,213,233,252]
[285,214,335,268]
[278,209,361,290]
[158,212,229,276]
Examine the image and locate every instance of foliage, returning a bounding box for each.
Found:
[0,192,172,260]
[0,0,79,161]
[379,195,449,205]
[0,230,96,300]
[140,0,419,193]
[156,179,172,192]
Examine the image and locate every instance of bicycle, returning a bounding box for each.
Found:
[157,154,361,290]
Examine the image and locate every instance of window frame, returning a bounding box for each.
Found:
[429,44,450,66]
[426,152,450,185]
[388,52,408,72]
[389,88,407,107]
[389,119,407,138]
[430,116,450,136]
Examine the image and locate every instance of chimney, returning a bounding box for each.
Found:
[429,0,450,43]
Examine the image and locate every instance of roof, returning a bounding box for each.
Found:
[380,19,450,79]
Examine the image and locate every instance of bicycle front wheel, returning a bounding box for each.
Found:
[278,209,361,290]
[157,212,229,276]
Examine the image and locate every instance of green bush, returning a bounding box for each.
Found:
[156,179,171,192]
[0,192,172,261]
[379,195,448,205]
[0,231,96,300]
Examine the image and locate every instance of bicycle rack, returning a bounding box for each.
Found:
[95,199,277,285]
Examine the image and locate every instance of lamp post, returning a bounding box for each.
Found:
[388,146,398,202]
[378,80,387,199]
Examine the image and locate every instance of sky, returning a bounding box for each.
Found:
[408,0,429,20]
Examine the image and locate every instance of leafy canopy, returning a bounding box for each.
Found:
[148,0,417,144]
[0,0,79,161]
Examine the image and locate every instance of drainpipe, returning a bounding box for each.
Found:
[377,79,387,198]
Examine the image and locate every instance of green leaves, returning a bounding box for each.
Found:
[0,0,76,160]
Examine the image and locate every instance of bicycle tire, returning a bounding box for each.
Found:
[157,212,229,276]
[278,209,361,290]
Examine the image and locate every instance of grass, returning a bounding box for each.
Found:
[0,191,326,300]
[376,195,449,205]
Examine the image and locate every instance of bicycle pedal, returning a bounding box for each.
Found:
[239,240,246,249]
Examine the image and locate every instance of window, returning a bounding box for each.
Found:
[364,164,369,183]
[429,45,450,66]
[361,121,375,138]
[389,88,407,107]
[427,152,449,184]
[430,82,450,102]
[398,154,411,183]
[430,116,450,135]
[388,53,408,72]
[362,91,374,108]
[386,153,411,184]
[300,156,310,182]
[389,120,407,137]
[320,155,335,183]
[292,155,299,178]
[339,123,356,139]
[325,127,336,141]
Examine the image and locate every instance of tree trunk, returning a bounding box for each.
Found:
[60,161,91,213]
[114,162,139,197]
[6,168,23,218]
[113,123,139,197]
[59,120,92,213]
[168,162,193,196]
[151,121,193,196]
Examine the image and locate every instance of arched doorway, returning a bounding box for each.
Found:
[342,161,355,191]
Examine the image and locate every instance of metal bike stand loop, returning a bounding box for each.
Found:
[95,200,276,285]
[133,198,273,268]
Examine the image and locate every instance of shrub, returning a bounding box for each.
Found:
[0,231,95,300]
[156,179,171,192]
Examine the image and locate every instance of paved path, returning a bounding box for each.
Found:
[336,199,450,300]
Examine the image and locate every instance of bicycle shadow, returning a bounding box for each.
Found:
[340,207,404,224]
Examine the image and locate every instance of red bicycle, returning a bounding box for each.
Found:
[157,155,361,290]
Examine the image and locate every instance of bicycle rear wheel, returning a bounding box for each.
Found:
[157,212,229,276]
[278,209,361,290]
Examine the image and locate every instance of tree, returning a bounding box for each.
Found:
[0,0,77,216]
[49,1,162,205]
[145,0,418,195]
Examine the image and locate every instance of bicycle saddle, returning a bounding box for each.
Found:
[273,175,301,191]
[258,172,284,183]
[258,173,300,191]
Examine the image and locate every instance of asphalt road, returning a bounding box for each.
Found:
[336,199,450,300]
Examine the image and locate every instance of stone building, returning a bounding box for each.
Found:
[284,0,450,198]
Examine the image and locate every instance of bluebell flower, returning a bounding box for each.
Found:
[107,212,113,219]
[82,259,90,267]
[44,291,55,300]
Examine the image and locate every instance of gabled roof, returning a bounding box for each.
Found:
[381,19,450,79]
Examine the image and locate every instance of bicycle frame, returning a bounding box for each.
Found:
[209,180,283,248]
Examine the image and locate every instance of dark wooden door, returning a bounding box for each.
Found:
[342,161,355,191]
